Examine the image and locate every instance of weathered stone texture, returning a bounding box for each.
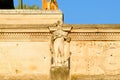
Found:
[0,10,63,24]
[0,42,51,75]
[0,10,120,80]
[70,41,120,75]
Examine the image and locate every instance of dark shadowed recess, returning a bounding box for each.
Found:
[0,0,14,9]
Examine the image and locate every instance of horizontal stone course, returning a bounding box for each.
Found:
[0,10,63,24]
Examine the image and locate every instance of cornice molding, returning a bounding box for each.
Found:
[0,24,120,41]
[0,10,62,15]
[0,32,51,42]
[69,32,120,41]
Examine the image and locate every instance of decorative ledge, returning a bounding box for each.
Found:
[0,10,62,15]
[0,24,120,41]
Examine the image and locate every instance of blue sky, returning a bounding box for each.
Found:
[14,0,120,24]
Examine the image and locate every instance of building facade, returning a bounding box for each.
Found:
[0,9,120,80]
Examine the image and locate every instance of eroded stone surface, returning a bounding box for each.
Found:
[70,41,120,75]
[0,42,51,75]
[50,66,69,80]
[0,10,63,24]
[0,10,120,80]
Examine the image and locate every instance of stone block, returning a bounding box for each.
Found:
[50,66,69,80]
[0,10,63,24]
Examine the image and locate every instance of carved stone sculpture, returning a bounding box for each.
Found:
[42,0,58,10]
[50,22,71,67]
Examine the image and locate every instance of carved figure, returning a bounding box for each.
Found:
[50,21,71,66]
[42,0,58,10]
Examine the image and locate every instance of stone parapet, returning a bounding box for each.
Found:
[0,10,63,24]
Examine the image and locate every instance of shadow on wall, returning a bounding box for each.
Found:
[0,0,14,9]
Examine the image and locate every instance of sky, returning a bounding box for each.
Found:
[14,0,120,24]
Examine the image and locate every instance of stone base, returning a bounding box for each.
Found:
[50,66,69,80]
[0,74,49,80]
[71,75,120,80]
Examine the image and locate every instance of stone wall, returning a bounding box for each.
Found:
[70,41,120,75]
[0,42,51,75]
[0,10,120,80]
